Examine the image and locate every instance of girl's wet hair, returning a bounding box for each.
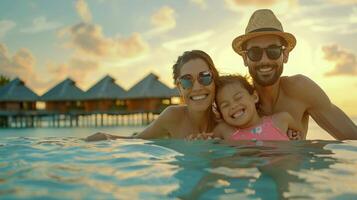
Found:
[172,50,219,85]
[216,74,254,95]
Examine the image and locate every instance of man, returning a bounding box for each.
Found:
[232,9,357,139]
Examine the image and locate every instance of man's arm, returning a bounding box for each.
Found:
[298,76,357,139]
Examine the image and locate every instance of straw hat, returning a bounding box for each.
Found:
[232,9,296,56]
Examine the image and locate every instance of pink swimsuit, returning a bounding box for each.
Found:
[230,116,289,141]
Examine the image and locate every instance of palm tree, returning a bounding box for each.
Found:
[0,75,10,86]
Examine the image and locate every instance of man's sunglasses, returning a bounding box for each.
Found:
[244,45,285,62]
[177,71,213,90]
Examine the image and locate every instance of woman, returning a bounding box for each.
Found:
[85,50,219,141]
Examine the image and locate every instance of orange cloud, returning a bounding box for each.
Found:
[151,6,176,32]
[322,44,357,76]
[0,43,36,80]
[0,43,50,93]
[76,0,92,22]
[48,58,99,88]
[60,22,149,59]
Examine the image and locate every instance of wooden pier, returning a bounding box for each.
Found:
[0,110,160,128]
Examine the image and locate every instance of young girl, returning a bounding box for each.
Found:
[213,74,302,141]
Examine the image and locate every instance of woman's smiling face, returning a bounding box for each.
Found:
[178,58,215,112]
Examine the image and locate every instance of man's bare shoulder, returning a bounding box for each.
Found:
[282,74,329,107]
[282,74,313,87]
[281,74,319,94]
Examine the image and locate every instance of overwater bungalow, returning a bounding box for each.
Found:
[0,78,38,111]
[40,78,84,113]
[83,75,127,112]
[124,73,179,113]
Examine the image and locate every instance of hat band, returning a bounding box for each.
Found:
[248,27,282,33]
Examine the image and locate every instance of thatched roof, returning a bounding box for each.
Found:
[84,75,126,100]
[40,78,84,101]
[0,78,38,102]
[125,73,179,99]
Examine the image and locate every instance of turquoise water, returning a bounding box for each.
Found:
[1,137,357,199]
[1,118,357,199]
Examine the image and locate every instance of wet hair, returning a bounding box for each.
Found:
[172,50,219,85]
[216,74,254,95]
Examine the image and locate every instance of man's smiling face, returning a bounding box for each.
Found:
[243,35,289,86]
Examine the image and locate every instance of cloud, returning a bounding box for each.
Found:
[0,43,36,80]
[225,0,280,7]
[224,0,298,14]
[162,30,215,51]
[59,22,149,59]
[76,0,92,22]
[48,58,99,88]
[190,0,207,9]
[350,7,357,23]
[322,44,357,76]
[0,20,16,38]
[21,17,62,34]
[146,6,176,36]
[288,5,357,35]
[328,0,357,5]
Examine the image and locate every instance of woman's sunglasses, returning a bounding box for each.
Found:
[244,45,285,62]
[177,71,213,90]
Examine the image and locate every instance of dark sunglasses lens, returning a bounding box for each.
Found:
[247,47,263,61]
[199,71,212,86]
[266,46,282,60]
[179,75,193,89]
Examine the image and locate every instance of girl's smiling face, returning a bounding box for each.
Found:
[217,82,259,128]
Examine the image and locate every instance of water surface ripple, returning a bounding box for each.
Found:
[1,137,357,200]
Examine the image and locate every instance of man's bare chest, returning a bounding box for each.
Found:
[260,95,309,129]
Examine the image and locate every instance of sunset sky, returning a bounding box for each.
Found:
[0,0,356,115]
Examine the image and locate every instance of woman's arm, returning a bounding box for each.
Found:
[135,106,174,139]
[85,106,177,141]
[212,122,235,140]
[84,132,133,141]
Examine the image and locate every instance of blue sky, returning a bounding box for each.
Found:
[1,0,357,115]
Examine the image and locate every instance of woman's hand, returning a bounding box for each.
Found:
[85,132,113,142]
[185,132,220,140]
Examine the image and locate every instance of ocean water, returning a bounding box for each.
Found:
[0,117,356,199]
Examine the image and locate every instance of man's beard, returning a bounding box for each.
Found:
[248,64,283,86]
